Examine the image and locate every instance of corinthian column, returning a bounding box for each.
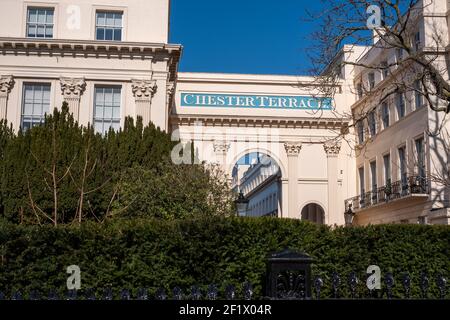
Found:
[60,77,86,121]
[213,140,230,169]
[284,142,302,218]
[0,75,15,120]
[323,141,341,225]
[132,79,157,125]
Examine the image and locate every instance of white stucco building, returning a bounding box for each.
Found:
[0,0,449,225]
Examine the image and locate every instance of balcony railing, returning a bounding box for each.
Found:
[345,175,429,211]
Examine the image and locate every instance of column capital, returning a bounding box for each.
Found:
[284,142,302,157]
[60,77,86,98]
[213,140,230,155]
[166,82,175,97]
[132,79,157,100]
[0,75,15,97]
[323,141,342,157]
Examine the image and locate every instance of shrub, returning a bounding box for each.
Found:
[0,105,233,225]
[0,217,447,299]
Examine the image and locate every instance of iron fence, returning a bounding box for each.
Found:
[0,272,447,300]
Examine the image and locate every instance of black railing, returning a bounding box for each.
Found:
[346,175,429,211]
[0,271,446,300]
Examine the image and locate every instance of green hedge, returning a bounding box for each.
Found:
[0,217,448,299]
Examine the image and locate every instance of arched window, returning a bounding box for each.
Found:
[301,203,325,224]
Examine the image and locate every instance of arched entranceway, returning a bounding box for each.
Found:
[301,203,325,224]
[232,152,282,217]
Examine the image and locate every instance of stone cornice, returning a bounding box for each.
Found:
[170,114,350,129]
[0,37,181,55]
[0,37,182,82]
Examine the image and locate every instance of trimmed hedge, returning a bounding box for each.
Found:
[0,217,448,299]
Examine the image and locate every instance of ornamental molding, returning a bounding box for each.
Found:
[213,140,231,154]
[60,77,86,98]
[284,142,302,156]
[166,82,175,97]
[323,141,342,156]
[0,75,14,97]
[132,79,157,100]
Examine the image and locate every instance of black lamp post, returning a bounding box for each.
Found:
[344,203,355,226]
[235,192,249,217]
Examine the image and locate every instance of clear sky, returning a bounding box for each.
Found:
[169,0,325,75]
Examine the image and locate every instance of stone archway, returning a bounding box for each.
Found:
[231,152,282,217]
[301,203,325,224]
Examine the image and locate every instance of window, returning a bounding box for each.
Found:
[368,110,377,137]
[96,11,123,41]
[415,137,425,178]
[357,121,365,144]
[396,93,406,119]
[398,146,407,185]
[26,7,54,38]
[359,167,365,196]
[301,204,325,225]
[414,31,421,51]
[368,72,375,90]
[370,161,377,192]
[356,83,363,99]
[414,80,424,109]
[383,154,391,185]
[94,86,121,135]
[381,102,390,128]
[21,83,51,130]
[381,60,389,79]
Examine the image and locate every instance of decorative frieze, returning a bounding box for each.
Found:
[0,75,15,120]
[284,142,302,157]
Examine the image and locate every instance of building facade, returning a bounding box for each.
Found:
[0,0,449,225]
[344,0,450,225]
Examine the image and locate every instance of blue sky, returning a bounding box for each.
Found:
[169,0,325,75]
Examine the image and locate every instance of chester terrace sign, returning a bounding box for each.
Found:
[181,93,333,110]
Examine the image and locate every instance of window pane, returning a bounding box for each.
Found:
[96,12,105,26]
[104,106,112,118]
[105,28,113,40]
[46,10,54,23]
[24,103,33,115]
[104,88,113,104]
[113,106,120,118]
[94,121,103,134]
[37,10,46,23]
[96,28,105,40]
[114,14,123,27]
[106,13,114,26]
[27,25,37,37]
[28,9,37,23]
[113,29,122,41]
[45,26,53,37]
[37,26,45,37]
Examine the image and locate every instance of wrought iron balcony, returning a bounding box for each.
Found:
[345,175,429,211]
